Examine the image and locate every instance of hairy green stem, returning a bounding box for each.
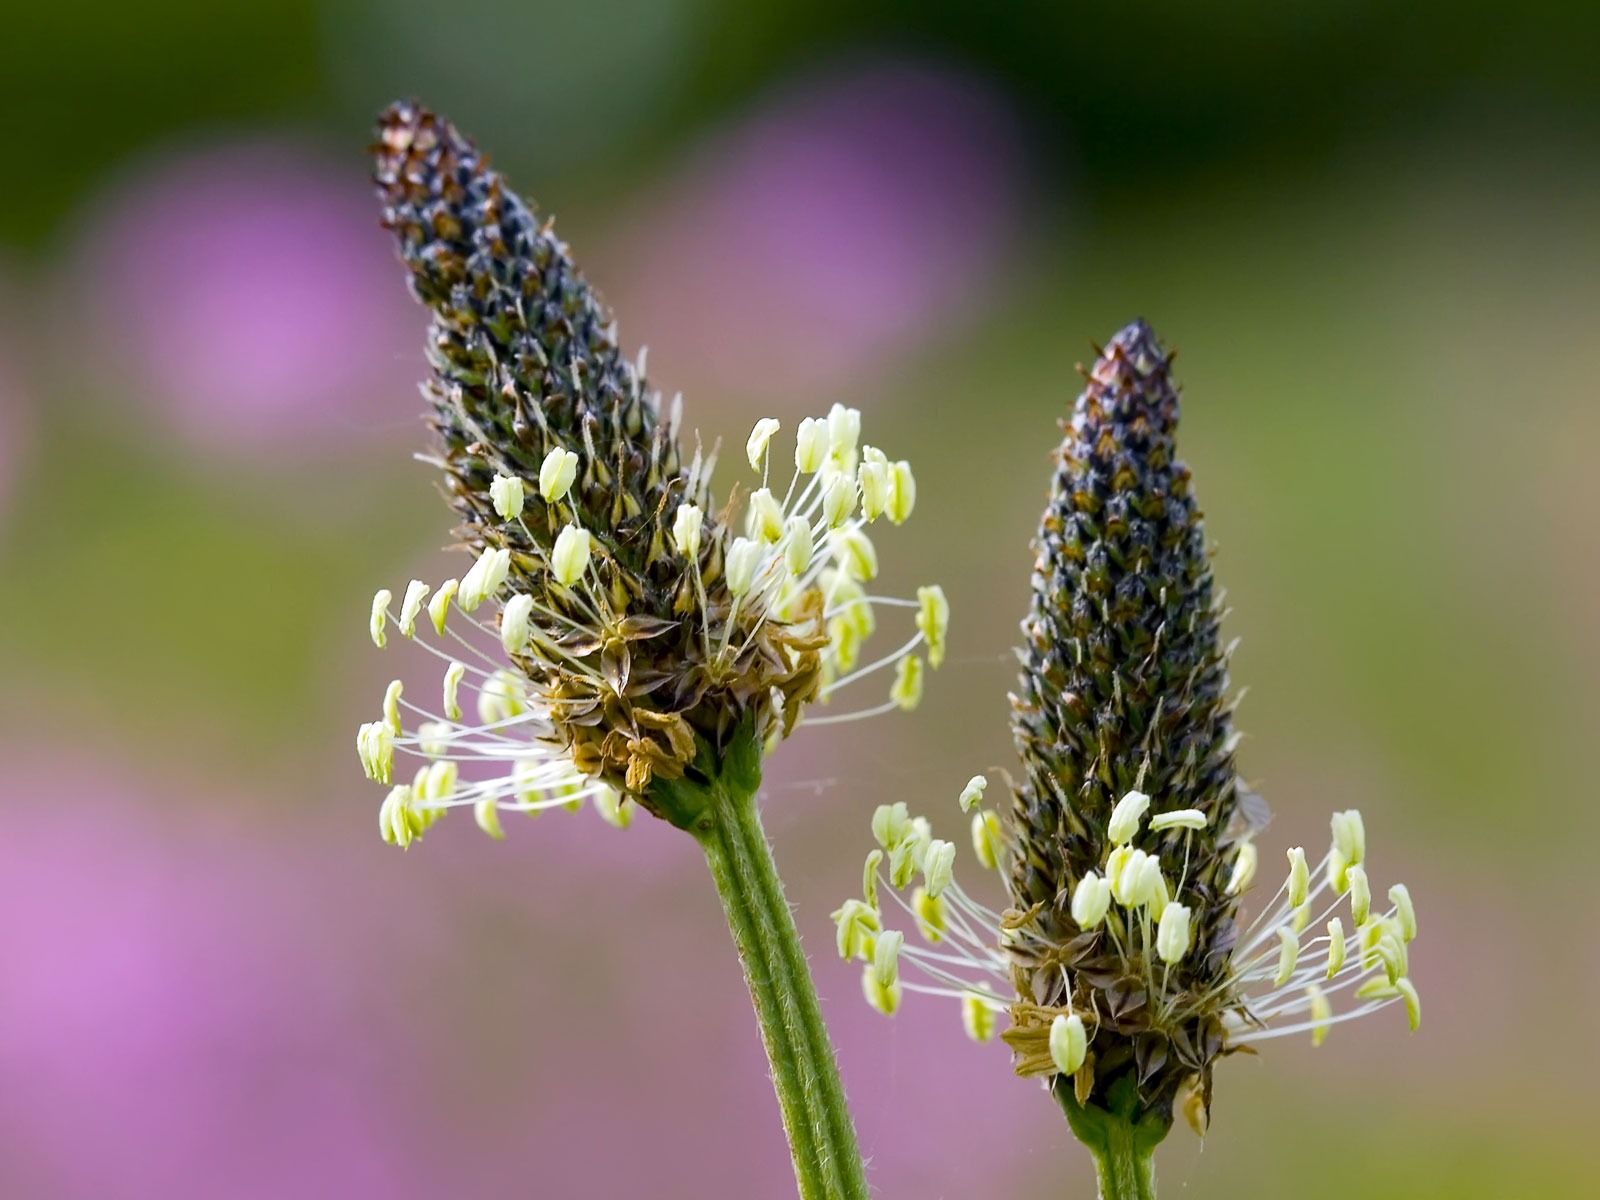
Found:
[650,727,869,1200]
[1054,1075,1168,1200]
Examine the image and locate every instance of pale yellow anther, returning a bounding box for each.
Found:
[1129,854,1164,910]
[890,654,924,712]
[887,461,915,524]
[872,929,904,990]
[1157,902,1193,964]
[511,760,556,811]
[912,886,948,943]
[971,809,1003,871]
[746,417,781,472]
[418,721,452,758]
[1376,931,1407,984]
[382,679,404,736]
[1275,927,1300,988]
[795,417,829,474]
[539,447,579,503]
[872,801,913,850]
[861,964,902,1016]
[378,784,417,848]
[1329,849,1350,894]
[428,578,459,635]
[725,536,762,597]
[551,525,591,587]
[1389,884,1417,942]
[370,589,392,647]
[357,721,395,784]
[830,528,878,581]
[1355,978,1400,1002]
[459,547,510,611]
[442,661,466,721]
[673,503,703,559]
[474,797,506,841]
[399,580,430,638]
[747,487,785,542]
[1108,790,1151,845]
[554,779,586,813]
[1071,871,1113,929]
[922,838,956,898]
[1105,845,1136,893]
[827,403,862,468]
[823,474,858,527]
[593,786,634,829]
[1287,846,1310,909]
[907,817,934,868]
[1112,849,1152,906]
[962,994,997,1043]
[1306,985,1333,1047]
[916,585,949,668]
[1227,841,1259,895]
[1332,809,1366,867]
[1147,869,1171,920]
[1359,917,1386,969]
[784,516,814,573]
[477,670,527,725]
[1347,864,1371,925]
[490,473,525,521]
[417,759,458,802]
[1049,1012,1088,1076]
[1326,918,1346,977]
[1149,808,1207,832]
[862,849,883,910]
[1397,977,1421,1031]
[958,774,987,813]
[500,593,535,656]
[832,898,881,960]
[858,457,891,521]
[888,840,918,889]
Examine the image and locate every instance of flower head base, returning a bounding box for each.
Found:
[833,322,1419,1139]
[361,102,945,841]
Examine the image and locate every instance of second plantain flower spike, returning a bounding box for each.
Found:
[833,320,1419,1195]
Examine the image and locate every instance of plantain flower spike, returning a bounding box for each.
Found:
[833,321,1419,1161]
[359,102,946,842]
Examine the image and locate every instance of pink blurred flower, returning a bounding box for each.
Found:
[69,140,425,458]
[0,759,449,1200]
[0,748,861,1198]
[603,59,1029,406]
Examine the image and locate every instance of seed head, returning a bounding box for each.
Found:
[1002,319,1249,1120]
[360,102,945,836]
[833,322,1419,1142]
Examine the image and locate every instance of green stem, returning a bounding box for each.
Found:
[1054,1075,1168,1200]
[650,727,869,1200]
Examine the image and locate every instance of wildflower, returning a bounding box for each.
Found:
[832,322,1419,1164]
[360,102,947,842]
[365,102,951,1199]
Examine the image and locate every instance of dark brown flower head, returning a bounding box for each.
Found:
[1002,318,1248,1122]
[834,320,1419,1143]
[358,103,947,837]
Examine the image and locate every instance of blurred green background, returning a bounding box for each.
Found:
[2,2,1597,1197]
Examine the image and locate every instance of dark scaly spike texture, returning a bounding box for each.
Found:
[373,99,698,594]
[372,102,825,802]
[1006,319,1253,1123]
